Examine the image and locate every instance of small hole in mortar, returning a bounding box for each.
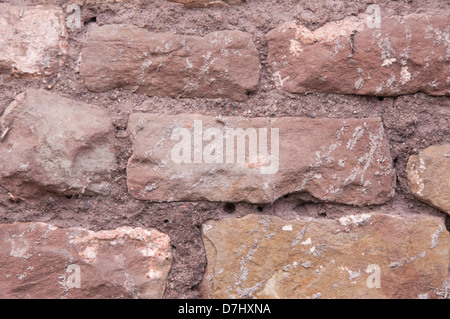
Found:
[378,97,384,101]
[223,203,236,213]
[84,16,97,25]
[257,206,263,212]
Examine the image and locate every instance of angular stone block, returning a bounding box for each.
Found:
[267,13,449,96]
[81,25,260,101]
[0,222,172,299]
[127,114,395,205]
[0,89,116,200]
[0,4,67,76]
[406,144,450,214]
[202,214,450,299]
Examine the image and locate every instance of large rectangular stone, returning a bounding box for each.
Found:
[81,25,260,101]
[201,213,450,299]
[0,89,116,200]
[126,114,395,205]
[0,222,172,298]
[267,11,449,96]
[0,4,67,76]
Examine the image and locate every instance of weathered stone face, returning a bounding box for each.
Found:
[168,0,243,7]
[267,13,449,96]
[201,214,450,299]
[0,4,67,76]
[0,222,172,299]
[127,114,395,205]
[80,25,260,101]
[406,144,450,214]
[0,89,116,200]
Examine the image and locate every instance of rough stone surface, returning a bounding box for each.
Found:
[127,114,395,205]
[267,13,449,96]
[0,222,172,298]
[0,4,67,76]
[81,25,260,101]
[0,89,116,200]
[168,0,243,7]
[201,213,450,299]
[406,144,450,214]
[0,0,448,300]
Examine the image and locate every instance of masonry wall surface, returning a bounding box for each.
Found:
[0,0,449,299]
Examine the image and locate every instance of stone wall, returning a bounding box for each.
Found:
[0,0,448,299]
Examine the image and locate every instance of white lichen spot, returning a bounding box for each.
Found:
[400,66,411,84]
[301,261,311,269]
[17,273,27,281]
[339,213,372,226]
[386,73,396,87]
[431,227,443,249]
[146,269,162,279]
[346,126,364,150]
[312,292,322,299]
[272,71,290,88]
[428,79,439,88]
[143,183,156,193]
[389,260,403,268]
[382,58,397,66]
[9,238,32,259]
[378,37,395,60]
[349,269,361,280]
[140,244,158,257]
[409,157,426,195]
[19,162,30,171]
[282,225,293,231]
[354,77,364,90]
[81,245,97,262]
[203,224,212,233]
[289,39,304,56]
[301,238,312,245]
[185,57,193,69]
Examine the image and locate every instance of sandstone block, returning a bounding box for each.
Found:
[0,89,116,200]
[81,25,260,101]
[0,222,172,298]
[202,214,450,299]
[127,114,395,205]
[267,12,449,96]
[0,4,67,76]
[406,144,450,214]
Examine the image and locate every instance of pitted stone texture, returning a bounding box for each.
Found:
[267,13,449,96]
[127,114,395,205]
[169,0,243,7]
[0,89,116,200]
[0,222,172,299]
[0,4,67,76]
[81,25,259,101]
[406,144,450,214]
[202,214,450,299]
